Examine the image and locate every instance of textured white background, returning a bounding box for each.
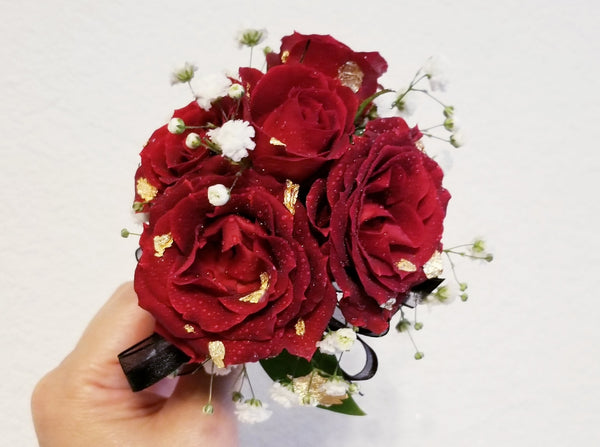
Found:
[2,0,599,445]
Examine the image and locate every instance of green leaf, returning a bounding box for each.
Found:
[260,350,367,416]
[259,350,312,381]
[318,396,366,416]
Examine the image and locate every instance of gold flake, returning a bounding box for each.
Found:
[295,318,306,336]
[239,272,270,303]
[292,373,347,406]
[396,259,417,273]
[283,180,300,215]
[208,340,225,368]
[337,61,364,93]
[415,139,426,152]
[184,324,195,333]
[136,177,158,202]
[281,50,290,63]
[423,251,443,279]
[380,298,396,311]
[153,233,173,257]
[269,137,286,147]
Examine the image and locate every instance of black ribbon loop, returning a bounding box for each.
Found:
[327,318,379,381]
[118,333,190,392]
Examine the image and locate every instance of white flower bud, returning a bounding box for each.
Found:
[228,83,245,99]
[237,28,267,48]
[207,184,230,206]
[170,62,197,85]
[450,129,466,148]
[423,55,449,92]
[185,132,202,149]
[167,117,186,134]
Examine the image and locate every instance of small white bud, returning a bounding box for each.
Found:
[167,117,186,134]
[185,132,202,149]
[423,56,449,92]
[207,184,230,206]
[450,129,466,148]
[237,28,267,48]
[228,83,245,99]
[170,62,197,85]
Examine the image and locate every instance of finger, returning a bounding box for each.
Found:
[75,282,155,361]
[159,371,239,442]
[65,282,156,390]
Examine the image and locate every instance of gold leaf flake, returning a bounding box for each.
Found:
[208,340,225,368]
[396,259,417,273]
[292,373,347,407]
[337,61,364,93]
[281,50,290,63]
[423,251,443,279]
[295,318,306,336]
[269,137,286,147]
[136,177,158,202]
[416,139,426,152]
[284,180,300,215]
[239,272,270,303]
[153,233,173,257]
[184,324,195,333]
[380,298,396,311]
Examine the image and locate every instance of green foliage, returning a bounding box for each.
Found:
[260,350,366,416]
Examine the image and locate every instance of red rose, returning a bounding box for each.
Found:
[134,100,238,210]
[266,32,388,101]
[325,118,450,334]
[134,170,336,365]
[242,64,358,182]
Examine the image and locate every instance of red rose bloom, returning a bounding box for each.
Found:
[134,100,238,209]
[241,64,358,182]
[134,170,336,365]
[266,32,388,101]
[325,118,450,334]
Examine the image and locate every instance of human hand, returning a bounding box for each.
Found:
[31,283,238,446]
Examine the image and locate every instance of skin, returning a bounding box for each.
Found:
[31,283,239,447]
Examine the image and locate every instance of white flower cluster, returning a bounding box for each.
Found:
[195,73,232,110]
[316,328,357,355]
[269,375,357,409]
[320,377,350,396]
[423,55,449,92]
[207,119,256,162]
[234,399,272,424]
[269,382,302,407]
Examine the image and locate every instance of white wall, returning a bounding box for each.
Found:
[2,0,599,445]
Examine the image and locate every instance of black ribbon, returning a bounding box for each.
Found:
[327,318,379,381]
[118,333,190,392]
[326,278,445,382]
[118,278,445,391]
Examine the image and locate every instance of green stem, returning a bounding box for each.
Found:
[354,89,394,126]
